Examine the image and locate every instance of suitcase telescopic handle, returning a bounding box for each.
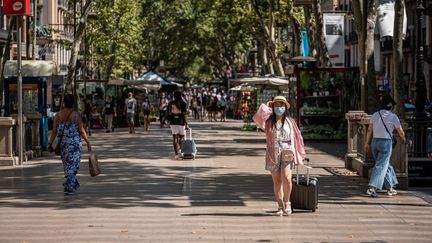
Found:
[295,158,312,186]
[188,128,192,141]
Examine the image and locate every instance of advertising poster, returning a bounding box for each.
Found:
[377,0,407,39]
[323,13,345,66]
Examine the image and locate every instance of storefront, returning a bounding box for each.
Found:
[2,60,57,148]
[295,67,360,140]
[230,77,289,130]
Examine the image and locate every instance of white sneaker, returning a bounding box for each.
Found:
[283,208,292,216]
[275,208,283,216]
[174,154,180,160]
[387,188,397,196]
[283,202,292,216]
[366,188,377,197]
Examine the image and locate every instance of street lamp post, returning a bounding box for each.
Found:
[17,16,24,164]
[412,0,429,157]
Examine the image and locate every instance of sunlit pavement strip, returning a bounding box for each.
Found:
[0,119,431,242]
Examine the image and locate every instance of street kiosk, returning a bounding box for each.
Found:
[2,60,57,150]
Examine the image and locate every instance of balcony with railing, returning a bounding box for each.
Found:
[58,0,68,11]
[48,24,74,43]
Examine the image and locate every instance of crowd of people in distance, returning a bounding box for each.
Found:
[77,86,242,136]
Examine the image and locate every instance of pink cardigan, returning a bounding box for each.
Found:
[253,104,306,165]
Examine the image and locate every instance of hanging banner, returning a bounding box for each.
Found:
[301,30,310,57]
[377,0,407,39]
[323,13,345,66]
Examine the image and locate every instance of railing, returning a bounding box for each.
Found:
[58,0,68,10]
[406,119,432,158]
[48,24,74,42]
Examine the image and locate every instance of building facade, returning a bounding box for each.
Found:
[0,0,72,76]
[340,0,432,102]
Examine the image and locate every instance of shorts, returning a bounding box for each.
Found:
[170,125,186,135]
[127,113,135,124]
[265,161,295,173]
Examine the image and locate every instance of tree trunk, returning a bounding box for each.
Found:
[365,0,378,114]
[258,40,270,75]
[353,0,377,112]
[251,0,283,76]
[392,0,405,118]
[103,1,122,80]
[286,0,302,57]
[65,0,93,94]
[312,0,330,67]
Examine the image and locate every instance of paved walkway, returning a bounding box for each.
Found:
[0,119,431,243]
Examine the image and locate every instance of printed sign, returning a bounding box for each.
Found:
[323,13,345,66]
[3,0,31,16]
[377,0,407,39]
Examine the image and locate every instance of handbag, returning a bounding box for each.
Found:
[53,111,74,156]
[378,111,397,149]
[279,119,296,163]
[281,148,295,163]
[89,152,101,177]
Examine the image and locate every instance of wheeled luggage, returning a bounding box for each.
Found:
[290,159,318,212]
[181,128,197,160]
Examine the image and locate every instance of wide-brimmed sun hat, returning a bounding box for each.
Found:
[268,96,290,109]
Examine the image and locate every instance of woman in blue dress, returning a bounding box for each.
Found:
[48,94,91,195]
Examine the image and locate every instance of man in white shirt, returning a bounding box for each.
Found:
[125,92,137,134]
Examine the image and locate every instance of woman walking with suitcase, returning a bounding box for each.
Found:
[253,96,306,216]
[168,91,189,159]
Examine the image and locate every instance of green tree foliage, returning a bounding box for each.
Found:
[87,0,145,79]
[140,0,256,81]
[86,0,307,81]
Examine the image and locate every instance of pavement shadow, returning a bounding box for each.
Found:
[0,159,274,210]
[305,141,347,159]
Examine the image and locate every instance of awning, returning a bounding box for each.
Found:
[230,84,256,92]
[107,79,160,86]
[287,56,317,62]
[230,77,289,86]
[3,60,57,77]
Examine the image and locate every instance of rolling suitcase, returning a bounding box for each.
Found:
[181,128,197,160]
[290,159,318,212]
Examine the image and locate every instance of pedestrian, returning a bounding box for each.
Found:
[159,93,169,128]
[209,96,219,122]
[125,92,137,134]
[48,94,91,195]
[83,99,92,136]
[103,95,116,132]
[168,91,189,159]
[142,96,151,131]
[191,96,199,120]
[364,94,406,197]
[218,93,228,122]
[253,96,306,216]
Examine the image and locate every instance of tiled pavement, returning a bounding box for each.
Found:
[0,120,431,243]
